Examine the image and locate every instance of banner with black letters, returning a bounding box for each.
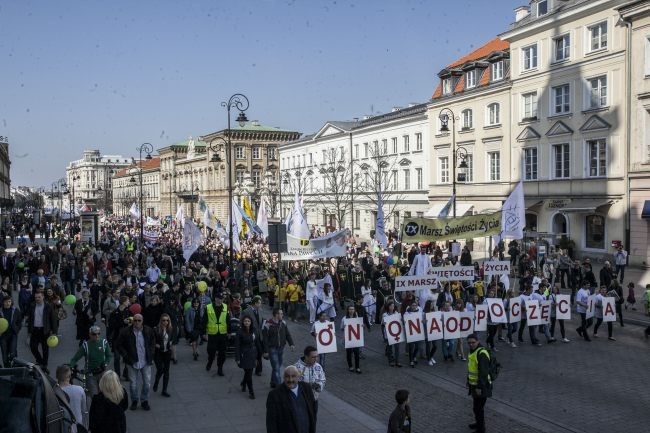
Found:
[401,212,502,242]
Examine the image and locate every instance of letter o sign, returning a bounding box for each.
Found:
[318,326,334,346]
[446,317,459,332]
[490,303,504,318]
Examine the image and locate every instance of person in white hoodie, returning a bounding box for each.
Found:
[305,273,318,324]
[294,345,326,414]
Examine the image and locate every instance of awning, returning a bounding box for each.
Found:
[424,202,473,218]
[559,199,613,213]
[525,199,543,210]
[642,200,650,219]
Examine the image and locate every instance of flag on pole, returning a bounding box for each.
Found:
[198,195,207,213]
[129,202,140,220]
[256,197,269,239]
[175,205,185,228]
[500,181,525,239]
[287,192,310,239]
[235,201,263,235]
[438,194,455,218]
[182,218,204,261]
[374,190,388,247]
[230,199,242,252]
[203,207,216,230]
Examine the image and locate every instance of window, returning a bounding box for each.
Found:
[415,133,422,150]
[442,78,453,95]
[416,168,423,189]
[492,61,504,81]
[552,84,570,114]
[235,146,245,159]
[465,154,474,182]
[339,146,345,161]
[488,152,500,181]
[382,139,388,155]
[588,22,607,52]
[537,0,548,16]
[392,170,398,190]
[364,143,369,158]
[585,215,605,249]
[645,37,650,76]
[403,135,410,152]
[392,137,398,154]
[461,109,473,129]
[487,103,500,125]
[321,150,327,163]
[309,153,313,165]
[522,92,538,120]
[354,210,360,229]
[522,44,538,71]
[236,170,245,184]
[373,140,379,155]
[267,147,276,160]
[252,146,261,159]
[403,169,410,190]
[587,75,607,109]
[439,157,449,184]
[553,34,570,62]
[524,148,538,180]
[553,143,570,178]
[252,170,261,188]
[292,156,296,168]
[587,138,606,177]
[354,145,358,160]
[466,70,477,89]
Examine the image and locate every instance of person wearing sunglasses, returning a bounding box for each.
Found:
[153,313,177,397]
[69,325,112,396]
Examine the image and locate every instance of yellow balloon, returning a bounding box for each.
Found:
[197,281,207,293]
[46,335,59,348]
[0,318,8,335]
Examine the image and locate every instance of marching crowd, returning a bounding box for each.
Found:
[0,215,649,433]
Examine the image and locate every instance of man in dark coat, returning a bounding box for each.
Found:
[266,365,316,433]
[26,291,59,370]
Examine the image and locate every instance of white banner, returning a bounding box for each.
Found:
[459,312,474,338]
[509,296,523,324]
[586,295,596,319]
[474,305,488,332]
[384,317,406,346]
[395,275,438,293]
[603,297,617,322]
[403,313,426,343]
[429,266,475,281]
[314,321,338,354]
[540,300,552,325]
[281,229,348,261]
[425,312,444,341]
[343,317,365,349]
[486,299,508,324]
[443,311,461,339]
[483,261,511,276]
[526,300,541,326]
[146,216,161,226]
[555,295,571,320]
[182,219,204,262]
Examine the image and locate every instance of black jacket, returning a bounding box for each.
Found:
[387,404,411,433]
[115,325,156,366]
[154,326,178,352]
[0,306,22,335]
[266,382,316,433]
[89,389,129,433]
[27,302,58,336]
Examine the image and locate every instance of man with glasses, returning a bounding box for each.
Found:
[466,333,492,433]
[69,325,112,396]
[115,313,155,411]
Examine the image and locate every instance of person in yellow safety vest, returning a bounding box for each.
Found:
[466,333,492,433]
[125,239,135,253]
[204,293,232,376]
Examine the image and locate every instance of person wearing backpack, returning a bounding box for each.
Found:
[466,333,494,433]
[69,325,112,396]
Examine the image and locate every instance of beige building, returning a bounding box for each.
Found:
[112,157,161,218]
[619,0,650,267]
[0,136,11,217]
[498,0,628,259]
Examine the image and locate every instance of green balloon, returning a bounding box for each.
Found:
[393,256,399,263]
[64,295,77,305]
[184,301,192,311]
[0,318,8,335]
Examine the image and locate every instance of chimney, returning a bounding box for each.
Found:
[391,106,402,112]
[514,6,530,22]
[251,120,260,126]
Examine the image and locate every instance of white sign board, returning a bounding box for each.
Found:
[395,275,438,293]
[459,312,474,338]
[486,299,508,324]
[484,261,511,276]
[526,300,541,326]
[403,312,426,343]
[425,311,444,341]
[474,305,488,332]
[384,317,407,346]
[343,317,365,348]
[603,297,617,322]
[314,321,338,354]
[539,300,552,325]
[586,295,596,319]
[555,295,571,320]
[508,296,523,324]
[443,311,461,339]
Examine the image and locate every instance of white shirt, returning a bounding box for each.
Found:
[61,384,86,428]
[576,288,590,314]
[33,303,45,328]
[133,328,147,369]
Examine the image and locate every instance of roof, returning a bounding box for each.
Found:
[505,1,589,32]
[168,137,207,148]
[446,38,509,69]
[113,157,160,178]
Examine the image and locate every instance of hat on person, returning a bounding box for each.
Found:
[213,292,224,300]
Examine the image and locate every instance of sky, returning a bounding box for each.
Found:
[1,0,525,187]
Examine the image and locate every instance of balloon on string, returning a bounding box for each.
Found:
[197,281,208,293]
[64,295,77,305]
[184,301,192,311]
[220,270,229,279]
[0,318,8,335]
[129,303,142,315]
[387,257,394,265]
[47,335,59,348]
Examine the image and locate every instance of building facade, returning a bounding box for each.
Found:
[111,157,161,218]
[280,104,430,238]
[66,149,131,212]
[0,136,12,218]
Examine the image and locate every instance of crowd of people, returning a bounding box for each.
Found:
[0,214,648,433]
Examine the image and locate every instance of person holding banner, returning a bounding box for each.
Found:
[310,312,331,367]
[404,301,422,368]
[517,285,541,346]
[504,289,519,348]
[341,306,362,374]
[441,302,457,362]
[575,281,593,342]
[593,287,615,341]
[548,286,570,343]
[381,301,402,367]
[483,290,499,351]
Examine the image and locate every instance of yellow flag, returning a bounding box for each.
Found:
[242,197,255,238]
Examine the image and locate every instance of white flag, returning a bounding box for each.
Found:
[203,207,215,230]
[501,181,525,239]
[374,190,388,247]
[230,199,242,252]
[438,194,455,218]
[256,197,269,239]
[129,202,140,220]
[182,218,204,261]
[175,205,185,228]
[287,192,310,239]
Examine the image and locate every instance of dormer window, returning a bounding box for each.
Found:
[491,61,504,81]
[466,70,476,89]
[537,0,548,17]
[442,78,453,95]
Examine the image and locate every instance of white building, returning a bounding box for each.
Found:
[66,149,131,212]
[111,157,161,218]
[280,103,430,238]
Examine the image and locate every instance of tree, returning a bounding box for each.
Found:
[316,146,353,230]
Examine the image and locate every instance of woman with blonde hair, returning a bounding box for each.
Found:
[89,370,128,433]
[153,313,177,397]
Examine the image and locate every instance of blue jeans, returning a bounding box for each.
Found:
[268,347,284,386]
[442,339,456,360]
[127,364,152,403]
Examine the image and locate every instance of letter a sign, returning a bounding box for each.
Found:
[384,317,406,346]
[343,317,365,348]
[603,297,617,322]
[314,321,338,354]
[425,311,444,341]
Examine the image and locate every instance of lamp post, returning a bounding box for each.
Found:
[207,93,249,268]
[52,178,66,227]
[132,143,153,245]
[97,167,114,214]
[438,109,469,221]
[69,171,80,237]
